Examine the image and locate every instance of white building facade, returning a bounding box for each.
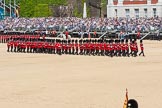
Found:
[107,0,162,18]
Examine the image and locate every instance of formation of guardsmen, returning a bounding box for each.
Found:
[6,37,145,57]
[0,34,40,43]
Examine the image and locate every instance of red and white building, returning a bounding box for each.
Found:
[107,0,162,18]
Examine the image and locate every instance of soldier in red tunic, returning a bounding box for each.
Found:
[104,40,109,56]
[52,39,56,54]
[61,40,65,54]
[121,39,125,56]
[10,40,14,52]
[68,40,72,54]
[55,40,58,54]
[125,39,129,57]
[96,39,100,56]
[47,42,51,54]
[93,39,97,56]
[75,40,79,55]
[7,41,11,52]
[139,40,145,56]
[134,39,138,57]
[83,40,87,55]
[57,40,62,55]
[85,39,89,55]
[100,40,105,56]
[129,39,133,56]
[13,40,17,52]
[116,40,120,56]
[113,40,117,56]
[33,42,38,53]
[23,42,27,53]
[87,39,91,55]
[110,39,114,57]
[91,40,95,56]
[64,40,68,54]
[71,40,75,55]
[26,41,30,53]
[79,39,83,55]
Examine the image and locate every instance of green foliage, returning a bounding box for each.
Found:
[20,0,35,17]
[34,4,52,17]
[36,0,67,5]
[101,0,107,7]
[87,6,90,17]
[81,0,85,4]
[18,0,67,17]
[101,0,107,17]
[73,6,82,18]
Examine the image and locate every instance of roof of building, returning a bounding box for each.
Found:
[113,0,158,5]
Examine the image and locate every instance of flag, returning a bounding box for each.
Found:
[123,88,128,108]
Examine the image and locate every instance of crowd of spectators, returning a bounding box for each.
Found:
[0,17,162,33]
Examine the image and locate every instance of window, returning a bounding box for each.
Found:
[144,8,147,18]
[125,9,130,18]
[135,9,139,18]
[153,8,156,17]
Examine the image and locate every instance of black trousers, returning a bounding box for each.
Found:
[139,50,145,56]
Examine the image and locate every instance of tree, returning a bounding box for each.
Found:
[19,0,67,17]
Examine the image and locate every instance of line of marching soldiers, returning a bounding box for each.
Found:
[7,38,145,57]
[0,35,40,43]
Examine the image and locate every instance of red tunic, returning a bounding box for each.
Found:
[38,42,42,49]
[83,43,87,50]
[7,41,11,47]
[69,43,72,49]
[53,43,56,49]
[106,43,110,51]
[100,43,104,50]
[125,44,129,50]
[10,41,14,47]
[22,42,26,49]
[79,44,83,50]
[75,43,78,49]
[113,43,117,51]
[140,43,144,51]
[111,43,114,51]
[14,41,18,47]
[91,43,95,50]
[62,44,65,50]
[87,43,91,50]
[85,43,89,50]
[121,43,125,51]
[57,43,61,49]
